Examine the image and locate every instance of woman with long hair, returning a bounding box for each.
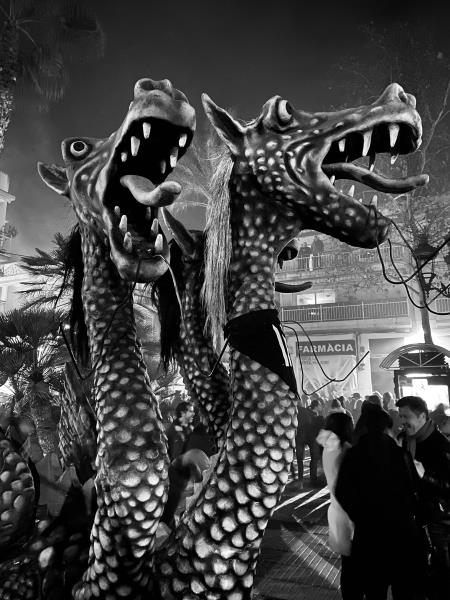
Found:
[317,412,355,598]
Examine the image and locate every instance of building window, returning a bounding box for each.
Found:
[297,289,335,305]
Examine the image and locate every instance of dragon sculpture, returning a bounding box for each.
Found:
[153,209,308,453]
[36,78,196,599]
[154,83,428,599]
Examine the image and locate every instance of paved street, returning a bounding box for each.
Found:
[255,457,341,600]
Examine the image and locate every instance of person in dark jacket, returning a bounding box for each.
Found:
[296,399,324,485]
[397,395,450,600]
[335,406,426,599]
[166,401,195,461]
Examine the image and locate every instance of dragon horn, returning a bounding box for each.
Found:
[161,208,196,258]
[275,281,312,293]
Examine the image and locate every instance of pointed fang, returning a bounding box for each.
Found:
[362,130,372,157]
[179,133,188,148]
[369,154,376,172]
[371,195,378,209]
[170,148,178,168]
[145,207,152,220]
[389,124,400,149]
[155,233,164,255]
[160,160,166,174]
[349,184,355,197]
[330,175,336,185]
[123,232,133,253]
[391,154,399,165]
[121,152,127,163]
[114,206,121,217]
[119,215,127,234]
[151,218,159,235]
[131,136,140,157]
[143,122,151,139]
[338,138,346,153]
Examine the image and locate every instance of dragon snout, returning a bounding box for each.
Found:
[376,83,417,110]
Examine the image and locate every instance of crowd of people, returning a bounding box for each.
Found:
[1,391,449,598]
[306,392,450,600]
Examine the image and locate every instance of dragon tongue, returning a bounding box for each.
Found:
[322,163,429,193]
[120,175,181,207]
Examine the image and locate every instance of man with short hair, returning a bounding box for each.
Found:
[166,401,195,461]
[397,395,450,599]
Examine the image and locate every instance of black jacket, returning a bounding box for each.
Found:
[335,432,422,560]
[400,428,450,524]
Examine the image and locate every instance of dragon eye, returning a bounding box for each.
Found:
[69,140,89,158]
[277,100,293,124]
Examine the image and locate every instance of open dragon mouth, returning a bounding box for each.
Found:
[104,117,193,275]
[320,120,427,198]
[282,87,429,246]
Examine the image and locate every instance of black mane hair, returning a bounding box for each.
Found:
[60,226,89,368]
[150,239,186,372]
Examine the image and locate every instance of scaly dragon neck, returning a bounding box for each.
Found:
[76,225,169,599]
[228,183,300,318]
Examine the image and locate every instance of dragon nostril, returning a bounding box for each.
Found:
[399,90,409,104]
[134,78,157,97]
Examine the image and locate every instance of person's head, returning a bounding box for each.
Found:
[175,401,195,425]
[331,398,341,410]
[440,416,450,441]
[435,402,446,413]
[351,392,361,401]
[367,394,382,407]
[382,391,393,410]
[324,412,354,447]
[310,399,320,411]
[396,396,429,436]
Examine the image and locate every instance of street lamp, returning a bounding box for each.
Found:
[413,235,438,298]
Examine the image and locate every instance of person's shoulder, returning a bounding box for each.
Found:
[429,427,450,450]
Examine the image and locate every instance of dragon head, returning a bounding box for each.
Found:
[38,78,196,282]
[202,83,428,248]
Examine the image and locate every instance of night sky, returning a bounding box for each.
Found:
[2,0,448,257]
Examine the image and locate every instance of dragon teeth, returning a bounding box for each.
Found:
[119,215,127,234]
[121,152,127,163]
[179,133,187,148]
[123,232,133,253]
[348,184,355,197]
[338,138,346,153]
[169,148,178,168]
[389,124,400,148]
[145,208,152,220]
[143,122,151,139]
[362,130,372,157]
[369,154,376,171]
[160,160,166,174]
[155,233,164,254]
[114,206,121,217]
[131,136,140,157]
[330,175,336,185]
[151,218,159,235]
[371,194,378,208]
[391,154,399,165]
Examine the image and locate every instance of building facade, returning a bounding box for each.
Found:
[277,232,450,404]
[0,171,24,311]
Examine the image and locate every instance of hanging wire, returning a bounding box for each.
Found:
[370,206,450,315]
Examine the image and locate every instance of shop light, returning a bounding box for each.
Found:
[405,372,433,378]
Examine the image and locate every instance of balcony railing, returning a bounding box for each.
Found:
[278,244,409,273]
[281,299,410,323]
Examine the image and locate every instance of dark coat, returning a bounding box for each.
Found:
[335,433,423,565]
[400,428,450,524]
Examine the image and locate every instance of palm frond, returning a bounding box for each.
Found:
[54,0,105,62]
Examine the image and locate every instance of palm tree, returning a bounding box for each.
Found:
[0,307,67,454]
[0,0,104,157]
